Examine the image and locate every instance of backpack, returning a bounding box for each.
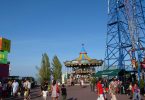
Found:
[56,85,60,93]
[51,85,60,93]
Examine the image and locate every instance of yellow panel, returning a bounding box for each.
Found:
[0,38,2,50]
[0,37,11,52]
[84,54,91,60]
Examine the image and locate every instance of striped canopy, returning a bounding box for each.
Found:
[76,45,91,61]
[64,44,103,67]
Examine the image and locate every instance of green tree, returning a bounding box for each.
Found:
[37,53,51,83]
[52,55,62,81]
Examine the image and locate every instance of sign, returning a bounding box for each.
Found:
[95,69,121,77]
[0,51,8,64]
[0,64,9,77]
[0,37,11,52]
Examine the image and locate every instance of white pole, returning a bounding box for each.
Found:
[108,0,110,14]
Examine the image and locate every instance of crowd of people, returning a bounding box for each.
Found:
[41,80,67,100]
[1,79,66,100]
[95,77,144,100]
[0,79,31,100]
[40,77,145,100]
[1,76,144,100]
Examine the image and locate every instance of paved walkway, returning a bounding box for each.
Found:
[5,85,145,100]
[65,85,145,100]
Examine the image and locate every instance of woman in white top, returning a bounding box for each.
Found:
[51,80,59,100]
[81,79,84,88]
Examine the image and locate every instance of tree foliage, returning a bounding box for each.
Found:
[52,55,62,81]
[38,53,51,83]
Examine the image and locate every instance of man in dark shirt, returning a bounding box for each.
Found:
[61,84,67,100]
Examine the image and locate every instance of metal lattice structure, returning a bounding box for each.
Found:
[105,0,145,70]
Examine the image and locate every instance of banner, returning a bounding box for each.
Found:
[0,51,8,64]
[0,37,11,52]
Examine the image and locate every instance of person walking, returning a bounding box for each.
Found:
[80,78,84,88]
[61,84,67,100]
[23,79,31,100]
[2,81,7,98]
[12,80,19,97]
[41,82,48,100]
[24,86,29,100]
[7,80,12,97]
[132,83,141,100]
[0,82,3,100]
[109,78,117,100]
[27,80,31,99]
[96,78,104,100]
[127,83,133,99]
[90,78,93,92]
[51,80,60,100]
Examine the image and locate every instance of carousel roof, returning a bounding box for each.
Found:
[64,44,103,67]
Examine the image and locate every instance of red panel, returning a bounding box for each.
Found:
[0,64,9,77]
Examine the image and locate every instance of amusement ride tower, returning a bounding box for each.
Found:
[105,0,145,83]
[105,0,145,69]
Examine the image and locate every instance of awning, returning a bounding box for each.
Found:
[95,69,121,77]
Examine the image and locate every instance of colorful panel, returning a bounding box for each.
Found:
[82,54,85,60]
[84,54,91,60]
[0,51,8,64]
[0,37,11,52]
[0,64,9,77]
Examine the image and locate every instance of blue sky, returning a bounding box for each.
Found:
[0,0,107,77]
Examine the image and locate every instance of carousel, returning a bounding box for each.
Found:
[64,44,103,84]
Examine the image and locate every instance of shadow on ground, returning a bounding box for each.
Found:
[67,97,78,100]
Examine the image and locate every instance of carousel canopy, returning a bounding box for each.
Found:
[64,44,103,67]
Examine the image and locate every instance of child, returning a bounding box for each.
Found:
[42,90,48,100]
[24,87,29,100]
[17,87,21,97]
[42,84,48,100]
[61,84,67,100]
[132,83,141,100]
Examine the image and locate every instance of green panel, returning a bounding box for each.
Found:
[0,51,8,64]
